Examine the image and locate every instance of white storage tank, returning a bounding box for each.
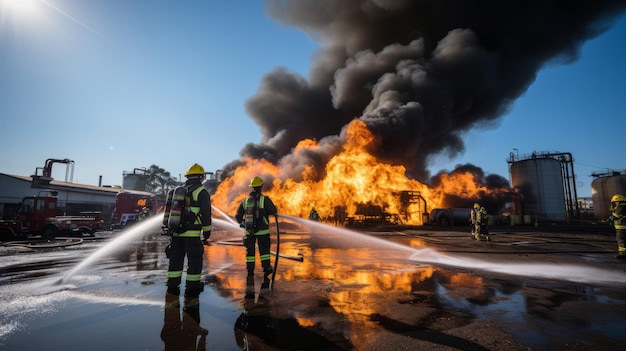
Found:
[509,156,567,222]
[591,172,626,220]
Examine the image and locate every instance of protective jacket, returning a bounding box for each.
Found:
[235,191,277,235]
[611,202,626,230]
[180,179,212,240]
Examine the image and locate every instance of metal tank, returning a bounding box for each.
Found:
[509,155,567,222]
[591,171,626,220]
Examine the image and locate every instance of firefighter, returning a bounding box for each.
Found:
[308,206,320,221]
[235,176,278,277]
[470,203,480,237]
[475,206,490,241]
[166,163,212,297]
[607,194,626,259]
[138,207,151,221]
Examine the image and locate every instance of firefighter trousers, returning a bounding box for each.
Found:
[244,233,272,274]
[167,237,204,290]
[616,228,626,255]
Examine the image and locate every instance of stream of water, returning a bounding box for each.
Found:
[283,215,626,285]
[55,211,626,289]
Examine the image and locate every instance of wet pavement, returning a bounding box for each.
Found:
[1,215,625,350]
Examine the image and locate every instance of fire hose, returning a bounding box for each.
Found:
[215,218,304,263]
[271,215,279,287]
[0,237,83,249]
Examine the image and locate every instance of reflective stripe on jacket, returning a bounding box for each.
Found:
[179,183,212,238]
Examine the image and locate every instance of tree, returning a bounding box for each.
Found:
[143,164,180,197]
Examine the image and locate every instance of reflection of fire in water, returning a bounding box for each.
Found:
[205,230,489,350]
[212,121,509,225]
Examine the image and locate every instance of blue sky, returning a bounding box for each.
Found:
[1,0,625,198]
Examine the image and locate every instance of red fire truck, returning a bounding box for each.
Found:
[0,191,104,239]
[110,190,160,228]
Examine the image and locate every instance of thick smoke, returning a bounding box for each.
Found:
[229,0,626,183]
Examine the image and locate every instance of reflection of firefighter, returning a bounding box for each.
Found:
[161,292,208,351]
[234,276,278,349]
[607,194,626,259]
[234,277,348,350]
[308,207,320,221]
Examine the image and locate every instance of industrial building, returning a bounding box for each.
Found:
[0,172,122,226]
[507,150,624,223]
[591,170,626,219]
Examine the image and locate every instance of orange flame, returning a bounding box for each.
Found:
[212,120,503,224]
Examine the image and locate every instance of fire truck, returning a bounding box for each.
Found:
[111,190,160,228]
[0,191,104,240]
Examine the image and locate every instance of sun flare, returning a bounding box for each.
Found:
[0,0,43,20]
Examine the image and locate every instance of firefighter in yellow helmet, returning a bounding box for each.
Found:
[607,194,626,259]
[166,163,212,297]
[476,206,490,241]
[235,176,278,277]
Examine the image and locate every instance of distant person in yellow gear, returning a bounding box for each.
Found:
[470,203,480,237]
[308,206,320,221]
[475,206,490,241]
[235,176,278,277]
[607,194,626,259]
[138,207,151,221]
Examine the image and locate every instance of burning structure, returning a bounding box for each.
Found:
[212,0,626,225]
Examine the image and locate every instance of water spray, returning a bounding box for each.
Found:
[54,214,164,285]
[211,205,239,227]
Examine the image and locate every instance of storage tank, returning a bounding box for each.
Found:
[591,172,626,220]
[509,156,567,222]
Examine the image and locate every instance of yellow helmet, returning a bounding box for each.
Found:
[184,163,205,177]
[611,194,626,203]
[473,203,480,210]
[249,176,264,188]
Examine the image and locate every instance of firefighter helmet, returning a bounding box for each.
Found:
[249,176,264,188]
[184,163,205,177]
[611,194,626,203]
[473,203,480,210]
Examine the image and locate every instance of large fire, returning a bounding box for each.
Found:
[212,120,503,225]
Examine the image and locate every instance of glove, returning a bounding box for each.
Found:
[165,243,172,258]
[202,231,211,246]
[607,216,615,225]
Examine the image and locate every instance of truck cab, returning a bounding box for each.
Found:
[0,193,104,240]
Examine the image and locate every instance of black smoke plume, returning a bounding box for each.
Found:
[226,0,626,184]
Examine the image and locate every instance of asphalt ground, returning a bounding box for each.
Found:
[0,219,625,351]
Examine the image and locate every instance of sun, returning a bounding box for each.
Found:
[0,0,44,23]
[0,0,41,16]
